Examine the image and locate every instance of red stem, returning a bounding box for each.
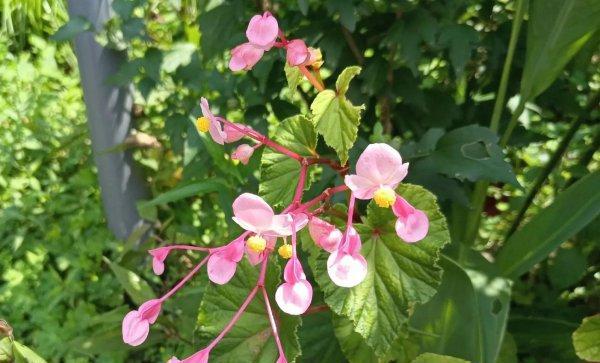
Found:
[261,286,286,358]
[298,64,325,92]
[160,255,209,301]
[292,163,308,206]
[294,184,349,213]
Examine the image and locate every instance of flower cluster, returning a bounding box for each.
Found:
[122,11,429,363]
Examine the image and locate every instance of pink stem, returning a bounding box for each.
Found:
[258,254,270,286]
[216,116,303,161]
[293,184,349,213]
[207,285,259,350]
[346,193,356,228]
[159,245,211,252]
[291,218,298,257]
[261,286,286,358]
[292,163,308,206]
[298,64,325,92]
[160,255,209,301]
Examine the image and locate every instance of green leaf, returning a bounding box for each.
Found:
[411,353,469,363]
[141,179,227,207]
[197,259,301,362]
[50,16,92,42]
[310,67,364,165]
[547,247,587,289]
[410,254,511,363]
[307,184,450,356]
[497,333,518,363]
[199,4,241,60]
[572,314,600,361]
[428,125,519,186]
[520,0,600,101]
[332,314,379,363]
[0,338,13,362]
[104,258,155,305]
[259,115,317,206]
[162,43,196,73]
[438,25,479,76]
[298,311,345,363]
[12,341,46,363]
[284,62,303,94]
[496,171,600,278]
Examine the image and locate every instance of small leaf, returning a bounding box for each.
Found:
[12,341,46,363]
[336,66,362,96]
[411,353,469,363]
[0,338,13,362]
[496,171,600,278]
[162,43,196,73]
[307,184,450,356]
[141,179,227,207]
[572,314,600,361]
[51,16,92,42]
[259,115,317,206]
[197,259,301,362]
[104,258,155,305]
[284,62,303,94]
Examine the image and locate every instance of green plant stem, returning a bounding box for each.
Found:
[463,0,526,245]
[490,0,527,133]
[506,116,584,237]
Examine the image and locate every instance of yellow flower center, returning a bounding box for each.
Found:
[373,187,396,208]
[196,116,210,133]
[246,235,266,253]
[278,244,293,259]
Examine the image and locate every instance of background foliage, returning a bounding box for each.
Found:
[0,0,598,362]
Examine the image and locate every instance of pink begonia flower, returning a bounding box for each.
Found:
[229,42,266,71]
[308,217,343,253]
[148,247,170,275]
[122,299,162,346]
[168,348,210,363]
[344,143,409,206]
[231,143,255,165]
[246,12,279,48]
[200,97,246,144]
[207,237,245,285]
[275,256,313,315]
[286,39,310,66]
[277,354,288,363]
[232,193,308,237]
[327,227,367,288]
[392,196,429,243]
[246,235,276,265]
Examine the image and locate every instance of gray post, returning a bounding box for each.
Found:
[67,0,148,240]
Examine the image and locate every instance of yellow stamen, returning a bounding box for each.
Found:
[246,235,267,253]
[196,116,210,133]
[278,244,293,259]
[373,187,396,208]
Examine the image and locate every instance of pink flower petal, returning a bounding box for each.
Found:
[223,123,246,143]
[207,254,238,285]
[229,42,265,71]
[340,226,362,255]
[232,193,275,233]
[354,143,408,188]
[167,357,181,363]
[200,97,226,144]
[231,144,255,165]
[286,39,310,66]
[327,250,367,288]
[277,355,288,363]
[138,299,162,324]
[283,256,306,283]
[393,196,429,243]
[275,280,313,315]
[344,174,378,199]
[246,12,279,48]
[308,217,343,253]
[122,310,150,346]
[269,213,308,236]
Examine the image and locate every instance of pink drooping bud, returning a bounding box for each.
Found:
[275,256,313,315]
[122,299,163,346]
[327,227,367,288]
[285,39,310,66]
[232,144,255,165]
[207,237,245,285]
[148,247,170,275]
[308,217,343,253]
[392,196,429,243]
[246,12,279,48]
[229,43,266,71]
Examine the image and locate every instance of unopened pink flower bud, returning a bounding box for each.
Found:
[232,144,255,165]
[286,39,310,66]
[308,217,343,253]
